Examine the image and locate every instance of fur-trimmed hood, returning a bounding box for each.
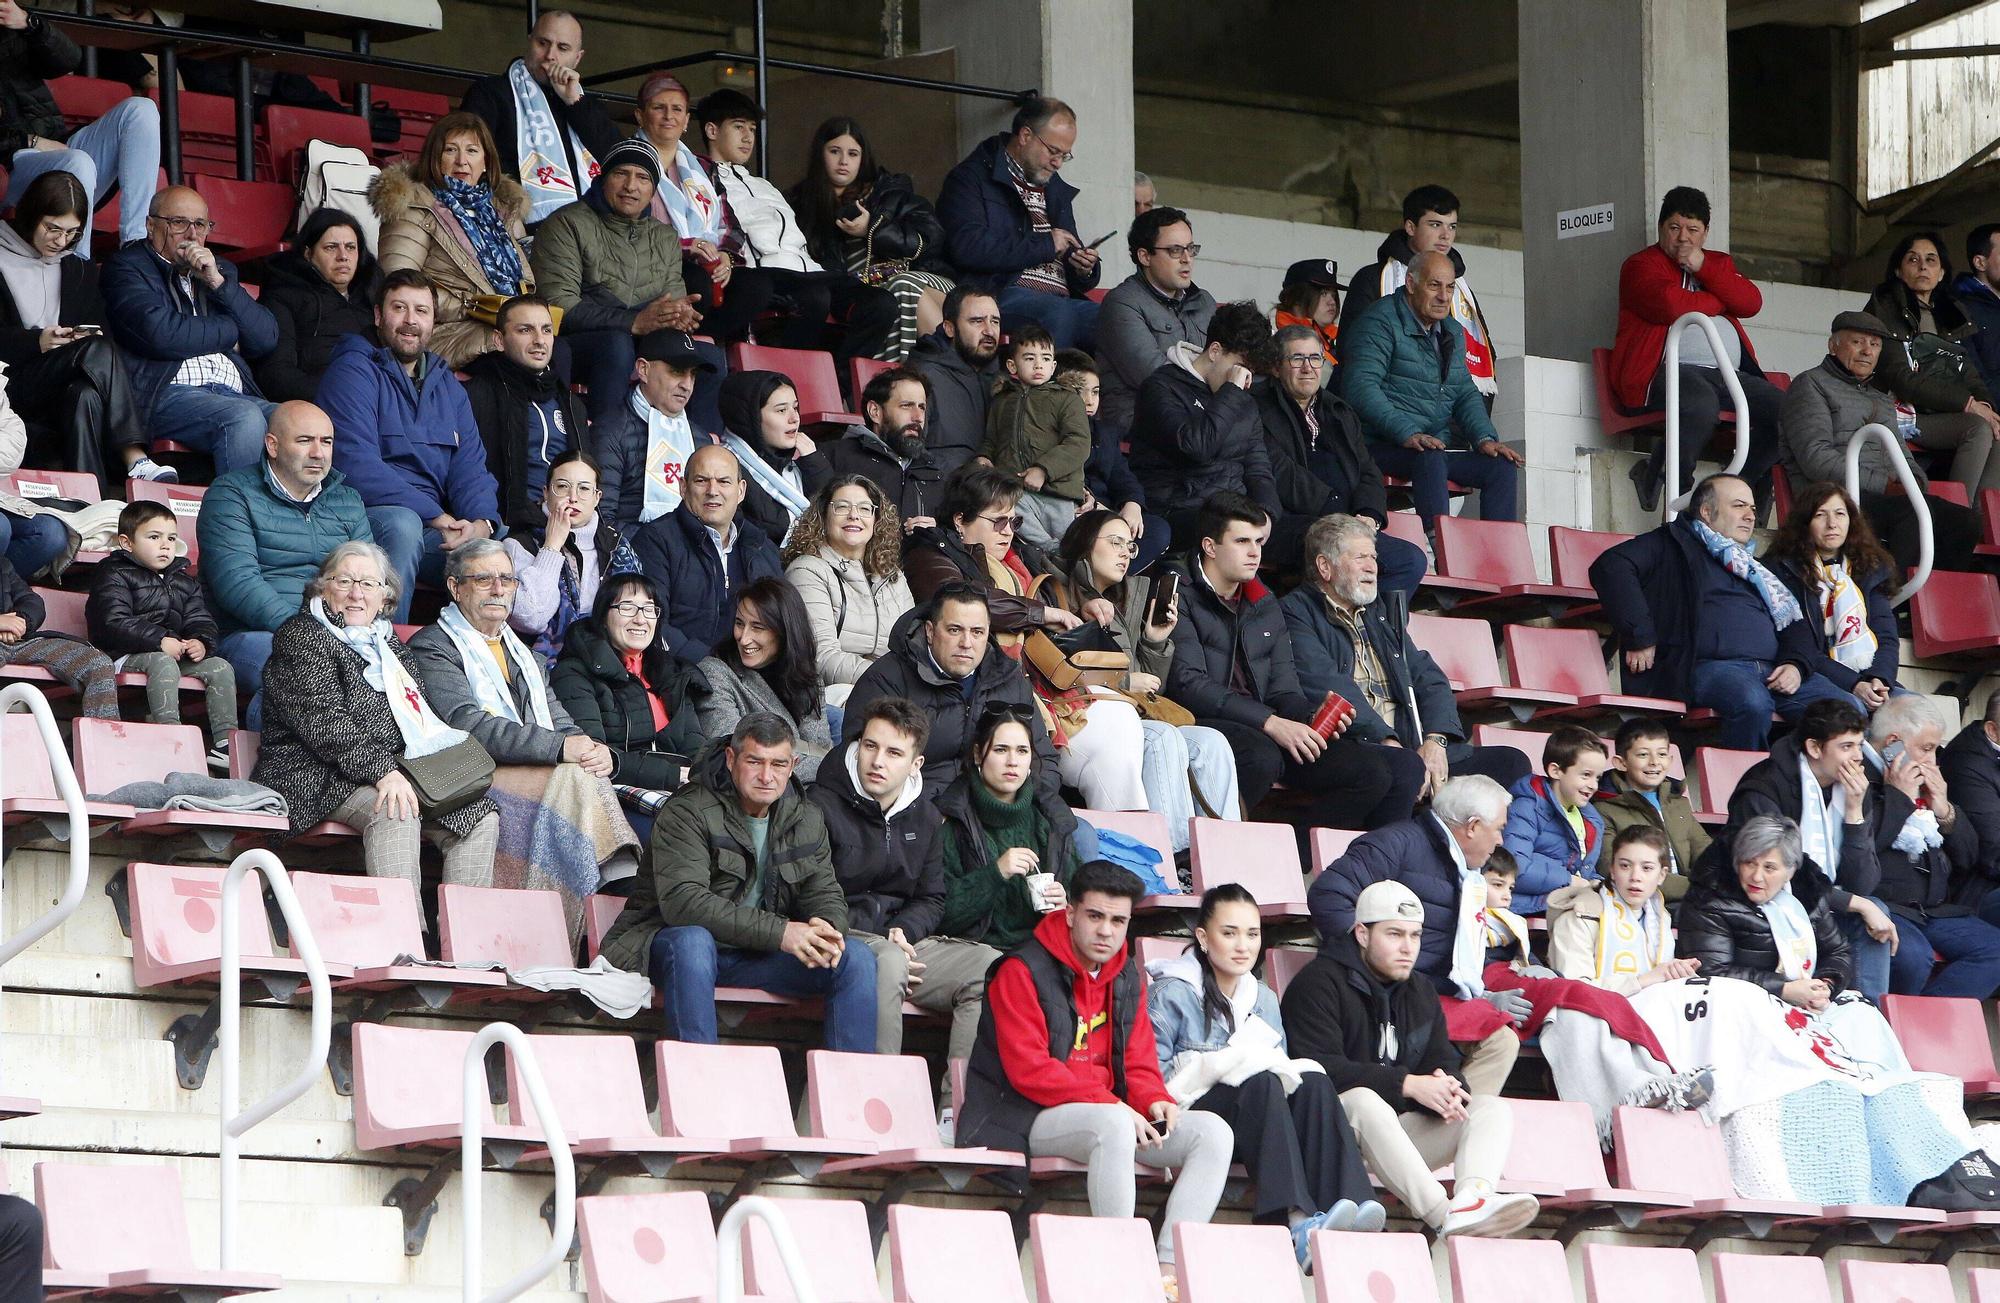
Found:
[369,162,530,226]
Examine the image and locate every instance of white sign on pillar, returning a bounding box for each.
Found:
[1556,202,1616,240]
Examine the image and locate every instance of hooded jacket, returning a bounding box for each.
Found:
[1280,930,1463,1113]
[195,464,373,638]
[1501,773,1606,916]
[84,549,220,657]
[1949,271,2000,397]
[784,545,916,688]
[1776,354,1926,497]
[817,427,946,526]
[1591,770,1708,899]
[807,740,946,942]
[528,188,688,336]
[1341,289,1501,452]
[1720,729,1881,911]
[101,242,279,421]
[253,245,379,402]
[1279,584,1461,750]
[461,349,591,534]
[1864,278,1992,415]
[1675,850,1850,996]
[1251,376,1388,525]
[1307,812,1471,995]
[549,619,710,792]
[1166,554,1308,730]
[369,164,536,369]
[319,332,501,526]
[982,374,1093,501]
[936,133,1101,299]
[906,327,998,476]
[1095,272,1218,430]
[0,232,108,369]
[1941,722,2000,892]
[1767,552,1900,695]
[629,503,784,663]
[1127,343,1280,520]
[1608,243,1765,413]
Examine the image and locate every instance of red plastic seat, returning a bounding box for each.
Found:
[49,76,136,129]
[1977,488,2000,558]
[36,1161,281,1298]
[124,480,206,568]
[154,89,247,178]
[1033,1213,1165,1303]
[191,174,293,259]
[1498,1098,1691,1222]
[1712,1253,1833,1303]
[806,1049,1025,1181]
[1879,995,2000,1095]
[1,713,137,827]
[126,860,318,989]
[584,892,792,1017]
[726,343,859,427]
[1691,746,1767,825]
[1380,512,1435,572]
[1432,517,1576,614]
[1592,348,1667,439]
[1548,524,1631,618]
[1308,826,1359,876]
[1582,1244,1701,1303]
[290,871,508,997]
[1407,614,1578,720]
[1505,624,1686,719]
[889,1205,1027,1303]
[742,1198,882,1302]
[1173,1222,1305,1303]
[655,1039,873,1163]
[436,883,573,971]
[576,1191,717,1303]
[1311,1231,1436,1303]
[20,587,205,701]
[1079,808,1176,862]
[1841,1262,1954,1303]
[1189,818,1306,917]
[73,718,288,837]
[260,104,373,183]
[1448,1236,1574,1303]
[850,356,896,404]
[1911,570,2000,661]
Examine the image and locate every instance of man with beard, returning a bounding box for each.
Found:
[461,294,590,535]
[906,285,1003,473]
[461,10,622,228]
[820,367,945,531]
[319,268,501,622]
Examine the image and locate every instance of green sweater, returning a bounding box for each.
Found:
[940,779,1049,949]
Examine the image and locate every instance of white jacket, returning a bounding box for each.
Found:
[711,161,819,273]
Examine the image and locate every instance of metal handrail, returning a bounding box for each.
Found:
[1846,421,1934,606]
[462,1025,574,1303]
[715,1197,823,1303]
[0,683,90,968]
[218,849,330,1269]
[1662,311,1752,522]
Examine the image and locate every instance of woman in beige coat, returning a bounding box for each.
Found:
[368,112,535,369]
[781,474,913,706]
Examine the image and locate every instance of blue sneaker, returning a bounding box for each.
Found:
[1291,1210,1330,1269]
[1353,1200,1387,1232]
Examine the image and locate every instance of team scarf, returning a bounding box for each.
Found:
[509,58,600,224]
[1593,888,1672,984]
[308,598,468,758]
[435,600,555,728]
[1374,259,1496,395]
[647,138,724,243]
[1688,515,1803,630]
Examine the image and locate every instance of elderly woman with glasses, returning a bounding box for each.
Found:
[409,538,641,927]
[252,541,500,890]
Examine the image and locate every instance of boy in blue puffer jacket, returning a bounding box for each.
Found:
[1501,726,1609,914]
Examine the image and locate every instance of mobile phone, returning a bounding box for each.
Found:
[70,324,102,335]
[1145,571,1179,628]
[838,200,863,221]
[1883,739,1907,767]
[1085,229,1117,250]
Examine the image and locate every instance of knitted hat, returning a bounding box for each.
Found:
[599,137,662,186]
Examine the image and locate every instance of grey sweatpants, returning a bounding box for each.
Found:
[122,650,237,743]
[1026,1102,1233,1263]
[856,932,1000,1058]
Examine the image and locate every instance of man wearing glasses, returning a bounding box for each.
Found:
[1094,206,1215,430]
[937,96,1102,350]
[103,186,280,475]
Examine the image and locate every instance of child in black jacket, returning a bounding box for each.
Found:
[1054,349,1169,572]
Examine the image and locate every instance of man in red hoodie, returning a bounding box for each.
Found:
[956,861,1233,1273]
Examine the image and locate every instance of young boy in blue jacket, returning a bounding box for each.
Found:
[1501,726,1609,914]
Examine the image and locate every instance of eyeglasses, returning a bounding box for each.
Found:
[975,512,1022,534]
[1100,534,1139,556]
[1031,130,1075,164]
[608,601,661,619]
[459,573,520,590]
[37,220,83,249]
[549,479,599,497]
[1284,352,1326,369]
[324,576,385,593]
[1149,243,1200,259]
[149,215,216,236]
[828,500,878,519]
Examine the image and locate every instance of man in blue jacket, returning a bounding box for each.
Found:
[936,96,1102,350]
[318,268,502,621]
[631,443,783,662]
[1956,224,2000,399]
[1342,249,1523,535]
[101,185,280,473]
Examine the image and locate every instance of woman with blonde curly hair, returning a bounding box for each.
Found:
[783,474,913,709]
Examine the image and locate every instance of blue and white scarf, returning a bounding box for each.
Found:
[1798,752,1847,883]
[508,58,600,224]
[647,139,724,243]
[309,598,468,758]
[435,601,555,728]
[636,386,699,523]
[547,521,641,662]
[434,176,524,295]
[1688,516,1803,629]
[718,430,808,539]
[1760,884,1819,981]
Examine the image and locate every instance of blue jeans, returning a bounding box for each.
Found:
[6,96,160,254]
[0,511,68,581]
[217,630,274,731]
[996,286,1100,351]
[365,507,449,623]
[1689,657,1864,751]
[149,385,275,475]
[1836,897,1893,1000]
[1370,444,1520,530]
[1376,532,1429,598]
[646,924,876,1051]
[1888,912,2000,998]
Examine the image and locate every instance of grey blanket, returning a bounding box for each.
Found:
[95,774,290,853]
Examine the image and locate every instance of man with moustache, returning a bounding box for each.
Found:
[462,294,590,535]
[595,329,720,530]
[318,267,501,622]
[461,10,622,227]
[819,367,944,531]
[907,285,1004,473]
[631,443,783,662]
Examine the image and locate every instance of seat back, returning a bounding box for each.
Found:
[123,481,206,566]
[1549,525,1632,589]
[35,1162,197,1272]
[1967,1268,2000,1303]
[1840,1262,1954,1303]
[1501,1098,1612,1192]
[806,1050,944,1149]
[727,344,848,416]
[1446,1237,1575,1303]
[349,1022,480,1150]
[1032,1213,1165,1303]
[1133,935,1188,970]
[1407,614,1503,691]
[261,104,373,181]
[850,356,896,404]
[1880,995,2000,1082]
[1434,517,1539,586]
[1263,947,1316,998]
[1189,818,1304,906]
[505,1033,652,1139]
[1610,1106,1733,1199]
[228,729,259,781]
[1713,1254,1833,1303]
[656,1040,800,1141]
[576,1191,717,1303]
[1504,624,1612,697]
[888,1205,1027,1303]
[1077,809,1176,868]
[0,470,100,503]
[1693,747,1767,817]
[1172,1222,1299,1303]
[1981,488,2000,549]
[437,884,574,969]
[2,714,60,801]
[191,174,294,254]
[31,587,89,638]
[1308,827,1360,874]
[1475,725,1551,773]
[1312,1231,1439,1303]
[743,1198,881,1301]
[1381,512,1433,571]
[291,871,427,968]
[1582,1244,1702,1303]
[127,861,284,988]
[582,893,626,962]
[1912,570,2000,658]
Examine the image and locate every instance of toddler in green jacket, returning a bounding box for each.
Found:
[981,322,1093,549]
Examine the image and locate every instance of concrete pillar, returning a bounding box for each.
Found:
[918,0,1135,258]
[1517,0,1730,363]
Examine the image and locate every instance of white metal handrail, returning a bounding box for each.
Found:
[715,1197,823,1303]
[1845,421,1934,607]
[0,683,90,968]
[462,1024,574,1303]
[1663,310,1752,521]
[218,848,330,1269]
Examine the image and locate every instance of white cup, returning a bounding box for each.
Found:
[1026,872,1061,912]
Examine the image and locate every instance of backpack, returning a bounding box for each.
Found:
[295,139,381,249]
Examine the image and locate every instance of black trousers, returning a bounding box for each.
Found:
[0,1196,40,1303]
[1448,740,1534,788]
[1203,716,1426,831]
[1195,1070,1374,1222]
[1643,363,1784,506]
[759,268,898,363]
[682,256,780,344]
[9,335,145,484]
[1863,491,1979,575]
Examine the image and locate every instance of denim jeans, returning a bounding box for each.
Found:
[1888,912,2000,998]
[646,923,877,1051]
[996,285,1100,351]
[1836,897,1893,1001]
[0,511,68,581]
[1138,720,1242,853]
[1370,444,1521,530]
[149,385,275,475]
[217,630,274,731]
[1690,657,1864,751]
[6,96,161,253]
[365,506,448,623]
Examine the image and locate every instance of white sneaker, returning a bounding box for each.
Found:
[128,456,179,483]
[1439,1182,1539,1238]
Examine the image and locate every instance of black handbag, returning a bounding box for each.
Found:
[398,735,496,816]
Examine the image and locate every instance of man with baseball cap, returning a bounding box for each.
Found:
[1274,260,1343,386]
[1778,308,1981,571]
[1280,875,1539,1238]
[596,328,720,528]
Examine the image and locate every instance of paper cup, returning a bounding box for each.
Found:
[1026,872,1061,912]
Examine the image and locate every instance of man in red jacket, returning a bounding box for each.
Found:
[1610,186,1784,516]
[956,861,1233,1273]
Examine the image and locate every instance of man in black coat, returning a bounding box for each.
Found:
[1166,493,1423,834]
[1941,697,2000,920]
[818,367,944,530]
[461,295,590,535]
[460,11,622,229]
[904,286,1002,476]
[810,696,998,1060]
[631,445,783,662]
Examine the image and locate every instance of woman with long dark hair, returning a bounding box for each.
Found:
[720,369,829,542]
[1147,884,1386,1261]
[255,208,380,401]
[695,576,832,780]
[1763,482,1901,712]
[787,115,954,361]
[1863,231,2000,496]
[502,448,640,663]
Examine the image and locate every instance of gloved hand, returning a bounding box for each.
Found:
[1517,965,1560,980]
[1479,987,1533,1024]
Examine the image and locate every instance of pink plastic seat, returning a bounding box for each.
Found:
[291,871,508,997]
[655,1040,873,1162]
[123,480,206,568]
[1911,570,2000,661]
[1,714,137,826]
[1446,1237,1574,1303]
[726,343,859,427]
[1380,512,1436,577]
[850,356,896,405]
[807,1050,1024,1180]
[1311,1231,1437,1303]
[1497,1098,1690,1221]
[1692,747,1768,825]
[1967,1268,2000,1303]
[576,1191,718,1303]
[1548,525,1632,608]
[1581,1243,1701,1303]
[1505,624,1687,719]
[1880,995,2000,1095]
[1433,517,1576,614]
[1840,1261,1954,1303]
[1712,1253,1833,1303]
[191,174,293,259]
[1407,614,1577,720]
[0,469,100,503]
[28,589,206,702]
[126,861,320,989]
[1079,809,1181,906]
[1263,946,1316,998]
[230,732,359,842]
[349,1021,538,1152]
[503,1033,703,1170]
[1190,818,1307,917]
[437,883,574,970]
[1308,826,1360,878]
[1033,1213,1165,1303]
[888,1205,1027,1303]
[74,718,287,837]
[1172,1222,1297,1303]
[742,1198,882,1302]
[35,1162,281,1296]
[1610,1107,1817,1242]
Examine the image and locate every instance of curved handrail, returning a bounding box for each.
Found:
[1845,421,1933,606]
[1663,311,1752,521]
[463,1025,574,1303]
[715,1197,823,1303]
[0,683,90,968]
[218,848,331,1269]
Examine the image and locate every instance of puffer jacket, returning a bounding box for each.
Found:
[1720,729,1881,912]
[785,545,915,687]
[905,327,997,475]
[1341,289,1502,451]
[370,164,535,368]
[982,374,1093,500]
[254,245,379,402]
[1500,773,1606,916]
[1777,354,1925,496]
[195,464,373,638]
[1165,553,1309,730]
[84,550,219,657]
[1145,950,1287,1075]
[1675,851,1851,995]
[1095,274,1217,430]
[1864,279,1992,415]
[530,189,688,336]
[796,170,952,277]
[1307,810,1473,994]
[0,14,80,158]
[549,620,710,792]
[1592,770,1708,898]
[1127,343,1279,521]
[461,349,590,534]
[807,740,946,942]
[629,504,785,662]
[318,333,501,526]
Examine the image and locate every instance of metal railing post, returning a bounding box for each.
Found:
[462,1025,573,1303]
[715,1197,822,1303]
[1662,311,1752,522]
[1845,420,1934,606]
[218,849,330,1269]
[0,684,90,969]
[753,0,769,175]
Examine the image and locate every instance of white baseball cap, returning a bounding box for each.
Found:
[1354,880,1424,926]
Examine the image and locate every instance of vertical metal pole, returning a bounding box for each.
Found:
[159,46,182,185]
[753,0,768,175]
[235,57,255,182]
[79,0,97,78]
[526,0,540,30]
[354,31,372,127]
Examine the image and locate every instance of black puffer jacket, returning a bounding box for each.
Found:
[797,171,952,277]
[83,551,220,657]
[549,620,709,792]
[0,555,41,630]
[1720,730,1881,911]
[1864,278,1992,415]
[807,740,946,942]
[253,247,378,403]
[1127,352,1280,522]
[1675,851,1851,996]
[1165,554,1310,730]
[905,328,996,476]
[0,15,80,158]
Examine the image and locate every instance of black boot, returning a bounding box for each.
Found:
[1907,1152,2000,1212]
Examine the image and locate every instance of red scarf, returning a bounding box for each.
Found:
[624,650,670,732]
